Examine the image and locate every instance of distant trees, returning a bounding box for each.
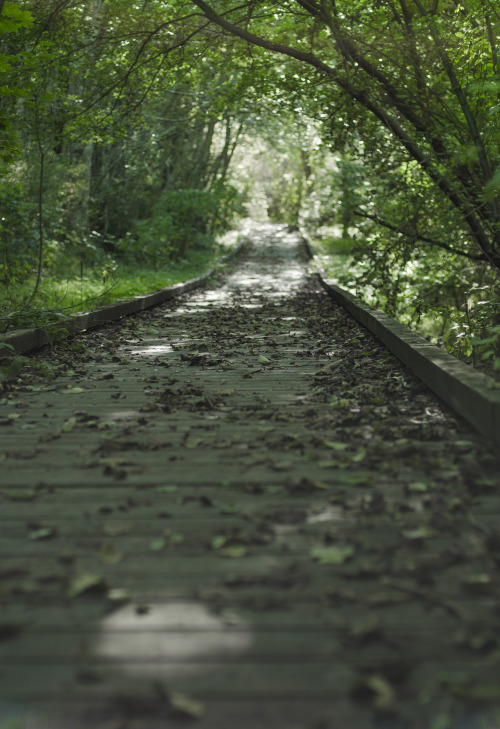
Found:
[0,0,248,286]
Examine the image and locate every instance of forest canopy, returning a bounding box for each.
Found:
[1,0,499,372]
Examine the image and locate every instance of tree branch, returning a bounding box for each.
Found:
[190,0,500,269]
[353,209,487,261]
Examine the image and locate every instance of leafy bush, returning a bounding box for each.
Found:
[0,181,38,284]
[119,185,242,268]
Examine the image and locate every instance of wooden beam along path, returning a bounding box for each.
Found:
[0,223,499,729]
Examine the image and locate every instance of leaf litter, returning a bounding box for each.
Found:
[1,225,500,726]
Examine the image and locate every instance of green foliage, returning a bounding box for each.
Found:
[0,2,34,162]
[121,186,242,267]
[0,181,38,284]
[0,2,33,33]
[472,325,500,374]
[318,238,500,377]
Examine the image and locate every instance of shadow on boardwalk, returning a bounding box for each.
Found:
[0,223,499,729]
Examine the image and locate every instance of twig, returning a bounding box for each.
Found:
[381,577,469,620]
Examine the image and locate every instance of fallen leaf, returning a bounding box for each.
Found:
[220,503,241,515]
[156,485,178,494]
[60,416,77,432]
[66,572,107,597]
[368,675,398,714]
[102,523,131,536]
[402,526,436,540]
[107,588,130,603]
[150,538,166,551]
[351,674,398,715]
[258,355,271,364]
[167,691,204,718]
[6,489,37,501]
[311,544,355,564]
[99,543,123,564]
[323,440,348,451]
[407,482,428,492]
[352,446,366,462]
[219,545,248,558]
[29,527,57,540]
[344,473,371,485]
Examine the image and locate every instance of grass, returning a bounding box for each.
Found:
[0,246,224,335]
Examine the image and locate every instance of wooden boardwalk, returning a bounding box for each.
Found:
[1,223,499,729]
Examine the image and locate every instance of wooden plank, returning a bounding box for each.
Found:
[1,225,500,729]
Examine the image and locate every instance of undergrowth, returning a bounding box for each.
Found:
[0,244,229,384]
[311,237,500,381]
[0,249,216,335]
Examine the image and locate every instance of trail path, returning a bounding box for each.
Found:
[1,224,499,729]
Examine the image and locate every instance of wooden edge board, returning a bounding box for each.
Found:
[301,234,500,447]
[0,270,216,360]
[0,236,251,360]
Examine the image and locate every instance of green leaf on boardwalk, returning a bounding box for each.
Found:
[351,674,398,714]
[323,440,348,450]
[102,522,131,536]
[107,588,130,604]
[150,538,166,551]
[220,503,241,515]
[29,527,57,540]
[352,447,366,462]
[99,543,123,564]
[6,489,36,501]
[407,482,428,492]
[344,473,371,485]
[211,535,227,550]
[311,544,354,564]
[219,545,248,558]
[60,416,77,432]
[167,690,204,718]
[185,438,203,448]
[258,355,271,364]
[163,529,184,545]
[402,527,436,540]
[66,572,107,597]
[156,485,178,494]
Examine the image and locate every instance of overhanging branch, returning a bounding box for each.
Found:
[191,0,500,269]
[353,210,487,261]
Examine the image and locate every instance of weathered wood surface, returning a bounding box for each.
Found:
[0,223,499,729]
